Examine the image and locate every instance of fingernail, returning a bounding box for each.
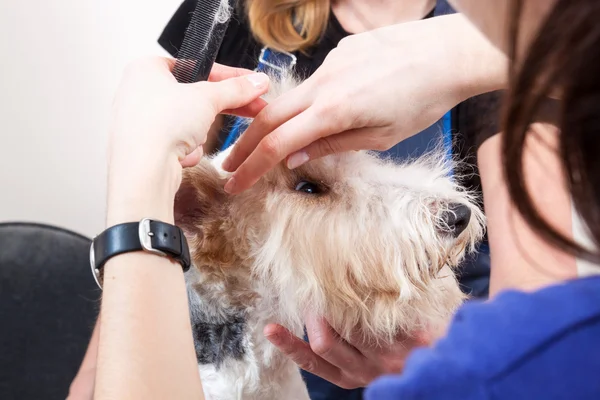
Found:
[287,151,309,170]
[246,72,269,88]
[265,333,280,346]
[224,176,236,194]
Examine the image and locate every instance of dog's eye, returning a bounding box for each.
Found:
[294,181,321,194]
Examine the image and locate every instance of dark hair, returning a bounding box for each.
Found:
[503,0,600,263]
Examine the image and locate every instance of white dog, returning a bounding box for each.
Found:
[174,74,486,400]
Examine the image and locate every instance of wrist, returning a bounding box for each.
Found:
[106,153,181,227]
[451,14,509,100]
[106,196,175,227]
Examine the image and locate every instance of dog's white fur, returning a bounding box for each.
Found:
[174,74,486,400]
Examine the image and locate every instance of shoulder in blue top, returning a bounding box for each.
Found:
[365,276,600,400]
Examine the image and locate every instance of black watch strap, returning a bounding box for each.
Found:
[90,218,191,288]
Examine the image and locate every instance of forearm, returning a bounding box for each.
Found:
[95,253,202,399]
[94,161,203,400]
[93,56,268,399]
[438,13,509,102]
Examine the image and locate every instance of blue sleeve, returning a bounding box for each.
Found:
[364,298,496,400]
[364,347,490,400]
[363,278,600,400]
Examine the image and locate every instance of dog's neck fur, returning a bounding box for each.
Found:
[185,266,309,400]
[184,149,310,400]
[176,75,485,399]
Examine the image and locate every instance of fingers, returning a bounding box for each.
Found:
[304,315,373,387]
[356,340,410,375]
[285,127,384,169]
[128,58,257,84]
[161,57,177,71]
[264,320,415,389]
[222,97,268,118]
[122,56,176,81]
[221,84,313,173]
[209,64,269,117]
[165,59,255,81]
[353,329,431,375]
[222,107,339,194]
[180,146,203,168]
[202,72,270,114]
[264,324,344,384]
[208,63,258,82]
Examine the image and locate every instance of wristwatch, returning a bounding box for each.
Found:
[89,218,191,289]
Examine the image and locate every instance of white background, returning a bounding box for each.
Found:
[0,0,181,237]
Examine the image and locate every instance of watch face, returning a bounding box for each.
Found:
[89,241,102,289]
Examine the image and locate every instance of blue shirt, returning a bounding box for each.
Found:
[365,276,600,399]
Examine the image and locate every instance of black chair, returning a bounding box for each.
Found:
[0,222,100,400]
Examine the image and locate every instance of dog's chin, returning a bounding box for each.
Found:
[438,239,471,270]
[275,260,467,347]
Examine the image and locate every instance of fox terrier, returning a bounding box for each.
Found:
[174,75,486,400]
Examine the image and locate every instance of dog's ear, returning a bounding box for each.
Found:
[174,158,227,235]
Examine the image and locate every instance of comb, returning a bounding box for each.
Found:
[172,0,234,83]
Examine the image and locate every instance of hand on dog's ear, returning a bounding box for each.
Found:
[174,159,227,235]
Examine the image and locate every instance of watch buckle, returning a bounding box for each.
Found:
[89,240,102,289]
[139,218,168,257]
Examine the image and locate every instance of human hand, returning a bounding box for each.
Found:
[264,314,432,389]
[106,57,270,225]
[220,14,507,194]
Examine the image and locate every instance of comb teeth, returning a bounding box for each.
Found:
[173,0,232,83]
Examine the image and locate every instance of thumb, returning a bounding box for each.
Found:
[205,72,270,113]
[180,146,203,168]
[285,127,376,169]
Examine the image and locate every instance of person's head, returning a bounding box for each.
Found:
[244,0,437,53]
[450,0,600,262]
[244,0,331,52]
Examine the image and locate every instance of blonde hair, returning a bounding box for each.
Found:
[245,0,331,53]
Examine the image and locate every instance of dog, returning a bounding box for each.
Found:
[174,74,486,400]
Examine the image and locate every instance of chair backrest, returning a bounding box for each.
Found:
[0,222,99,400]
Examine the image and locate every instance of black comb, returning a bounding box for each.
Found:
[172,0,234,83]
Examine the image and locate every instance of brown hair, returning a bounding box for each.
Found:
[503,0,600,263]
[244,0,331,52]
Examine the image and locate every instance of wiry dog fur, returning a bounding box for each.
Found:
[174,73,486,400]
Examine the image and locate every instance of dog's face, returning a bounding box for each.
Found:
[175,146,485,344]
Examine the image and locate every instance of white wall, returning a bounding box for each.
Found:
[0,0,181,237]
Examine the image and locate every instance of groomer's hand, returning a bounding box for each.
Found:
[220,14,507,194]
[107,56,269,224]
[110,57,269,169]
[264,315,432,389]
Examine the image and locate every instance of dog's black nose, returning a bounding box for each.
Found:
[441,203,471,238]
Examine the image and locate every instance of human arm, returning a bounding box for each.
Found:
[220,13,508,194]
[87,58,269,399]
